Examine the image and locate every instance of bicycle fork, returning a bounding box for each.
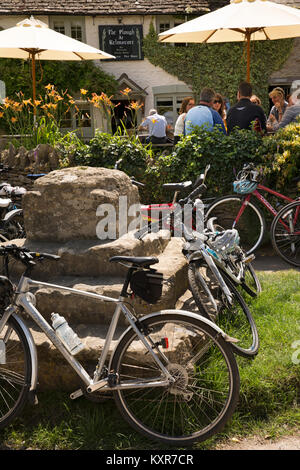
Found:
[189,248,234,311]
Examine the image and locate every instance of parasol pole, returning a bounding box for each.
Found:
[31,51,37,122]
[246,30,251,82]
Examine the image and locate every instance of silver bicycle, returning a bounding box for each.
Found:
[0,244,240,446]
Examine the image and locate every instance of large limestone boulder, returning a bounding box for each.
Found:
[22,166,140,242]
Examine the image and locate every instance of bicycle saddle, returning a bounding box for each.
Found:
[109,256,159,268]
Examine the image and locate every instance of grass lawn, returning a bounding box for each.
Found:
[0,270,299,451]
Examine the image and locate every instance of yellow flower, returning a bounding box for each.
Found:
[23,99,32,106]
[45,84,53,90]
[127,100,144,111]
[0,112,4,118]
[80,89,88,95]
[11,117,18,123]
[120,87,132,96]
[34,100,41,106]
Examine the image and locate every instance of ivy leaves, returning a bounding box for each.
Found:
[143,22,293,112]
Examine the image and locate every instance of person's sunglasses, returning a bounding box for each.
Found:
[213,100,221,104]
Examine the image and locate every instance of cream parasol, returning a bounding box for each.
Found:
[159,0,300,81]
[0,16,115,116]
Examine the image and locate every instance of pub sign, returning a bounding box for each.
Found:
[99,25,144,61]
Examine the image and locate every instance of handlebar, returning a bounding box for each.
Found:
[0,244,60,267]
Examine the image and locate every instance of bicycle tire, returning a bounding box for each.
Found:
[205,195,266,255]
[188,260,259,358]
[221,260,261,298]
[5,215,26,240]
[111,312,240,446]
[0,316,32,428]
[270,201,300,268]
[241,263,262,297]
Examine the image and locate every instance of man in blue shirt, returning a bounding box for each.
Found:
[184,88,227,135]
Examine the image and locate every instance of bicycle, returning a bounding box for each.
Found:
[205,162,298,255]
[135,181,260,358]
[270,200,300,267]
[0,244,240,446]
[133,165,261,299]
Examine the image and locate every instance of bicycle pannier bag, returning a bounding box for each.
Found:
[130,269,163,304]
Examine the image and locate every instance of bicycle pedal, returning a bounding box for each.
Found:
[70,388,83,400]
[244,254,255,264]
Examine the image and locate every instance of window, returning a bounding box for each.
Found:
[76,107,92,128]
[50,16,85,42]
[153,86,194,129]
[156,16,186,47]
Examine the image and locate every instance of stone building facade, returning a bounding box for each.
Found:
[0,0,299,136]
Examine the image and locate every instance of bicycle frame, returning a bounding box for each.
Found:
[1,274,175,396]
[234,184,295,231]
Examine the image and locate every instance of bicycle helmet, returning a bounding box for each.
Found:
[233,180,257,194]
[0,276,14,313]
[208,229,240,255]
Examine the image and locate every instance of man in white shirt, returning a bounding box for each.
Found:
[139,109,168,144]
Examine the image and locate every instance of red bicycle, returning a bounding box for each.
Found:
[205,163,299,262]
[270,200,300,268]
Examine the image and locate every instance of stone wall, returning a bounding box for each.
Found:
[0,142,61,190]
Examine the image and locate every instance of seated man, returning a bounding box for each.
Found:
[139,109,168,144]
[184,87,226,135]
[227,82,266,134]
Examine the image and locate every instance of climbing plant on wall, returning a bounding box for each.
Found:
[143,21,293,113]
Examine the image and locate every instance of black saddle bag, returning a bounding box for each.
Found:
[130,269,163,304]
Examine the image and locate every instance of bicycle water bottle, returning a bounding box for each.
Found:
[51,313,84,356]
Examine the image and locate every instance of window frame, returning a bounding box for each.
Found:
[49,15,86,42]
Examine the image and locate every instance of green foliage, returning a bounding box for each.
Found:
[0,58,118,99]
[143,22,293,112]
[145,123,299,202]
[258,118,300,196]
[72,129,151,181]
[60,121,300,203]
[144,126,265,202]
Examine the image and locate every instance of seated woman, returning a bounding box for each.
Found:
[212,93,227,131]
[173,96,195,146]
[267,87,288,132]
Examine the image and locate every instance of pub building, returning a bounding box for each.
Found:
[0,0,299,139]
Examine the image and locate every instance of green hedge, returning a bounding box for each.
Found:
[60,122,300,203]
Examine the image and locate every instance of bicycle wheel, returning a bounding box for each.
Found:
[0,316,32,428]
[270,201,300,268]
[205,195,266,255]
[5,215,26,240]
[188,260,259,358]
[241,263,262,297]
[111,312,240,446]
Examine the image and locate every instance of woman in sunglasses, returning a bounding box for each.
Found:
[212,93,227,130]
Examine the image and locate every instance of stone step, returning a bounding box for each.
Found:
[25,237,188,325]
[25,321,127,391]
[5,230,171,278]
[23,291,196,392]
